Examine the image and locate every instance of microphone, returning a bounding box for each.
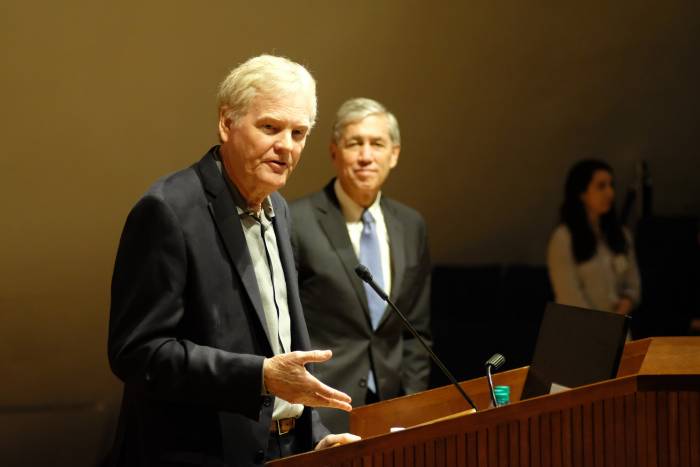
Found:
[354,264,478,411]
[485,353,506,408]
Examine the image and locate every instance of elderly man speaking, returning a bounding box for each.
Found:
[107,55,358,467]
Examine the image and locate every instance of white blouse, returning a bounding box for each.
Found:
[547,224,641,312]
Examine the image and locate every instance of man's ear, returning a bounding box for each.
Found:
[218,108,233,143]
[330,142,338,161]
[389,145,401,169]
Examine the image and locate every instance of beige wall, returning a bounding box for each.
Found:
[1,1,699,463]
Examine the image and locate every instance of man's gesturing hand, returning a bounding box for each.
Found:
[263,350,352,411]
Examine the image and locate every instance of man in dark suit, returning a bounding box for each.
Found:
[108,55,358,467]
[290,98,432,433]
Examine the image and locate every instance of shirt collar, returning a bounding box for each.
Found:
[333,178,382,223]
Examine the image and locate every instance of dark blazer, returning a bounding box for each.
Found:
[290,180,431,433]
[108,147,327,467]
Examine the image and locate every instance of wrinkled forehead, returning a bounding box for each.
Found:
[247,89,315,125]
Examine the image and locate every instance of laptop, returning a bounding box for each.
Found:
[521,302,630,400]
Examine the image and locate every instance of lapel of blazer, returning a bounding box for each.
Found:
[313,181,372,323]
[195,148,272,347]
[379,196,406,327]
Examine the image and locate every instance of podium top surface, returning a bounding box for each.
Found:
[637,336,700,375]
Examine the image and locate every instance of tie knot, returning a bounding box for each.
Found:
[361,209,375,225]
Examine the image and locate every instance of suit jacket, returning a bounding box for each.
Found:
[289,180,431,433]
[108,147,328,467]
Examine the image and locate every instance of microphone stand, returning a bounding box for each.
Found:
[355,265,478,411]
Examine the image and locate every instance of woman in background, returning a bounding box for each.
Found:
[547,159,641,315]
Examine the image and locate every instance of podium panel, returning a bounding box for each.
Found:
[269,337,700,467]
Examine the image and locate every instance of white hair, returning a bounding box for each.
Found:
[332,97,400,145]
[217,55,317,127]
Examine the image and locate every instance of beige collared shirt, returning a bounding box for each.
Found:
[217,158,303,420]
[334,179,392,297]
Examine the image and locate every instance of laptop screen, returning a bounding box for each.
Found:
[521,302,630,400]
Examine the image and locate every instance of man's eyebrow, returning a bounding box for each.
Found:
[346,134,387,141]
[257,114,310,128]
[256,114,283,122]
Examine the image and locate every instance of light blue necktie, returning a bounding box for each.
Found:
[359,209,385,394]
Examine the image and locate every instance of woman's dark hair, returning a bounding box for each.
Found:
[560,159,628,263]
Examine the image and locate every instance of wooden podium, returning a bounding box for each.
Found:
[269,337,700,467]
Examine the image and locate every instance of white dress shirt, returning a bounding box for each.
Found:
[334,179,392,298]
[218,157,303,420]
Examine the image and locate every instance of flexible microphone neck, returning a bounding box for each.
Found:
[485,353,506,408]
[354,264,478,411]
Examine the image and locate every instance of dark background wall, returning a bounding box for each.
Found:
[1,1,699,465]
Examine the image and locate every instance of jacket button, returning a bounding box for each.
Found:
[254,449,265,464]
[359,378,367,388]
[263,396,272,407]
